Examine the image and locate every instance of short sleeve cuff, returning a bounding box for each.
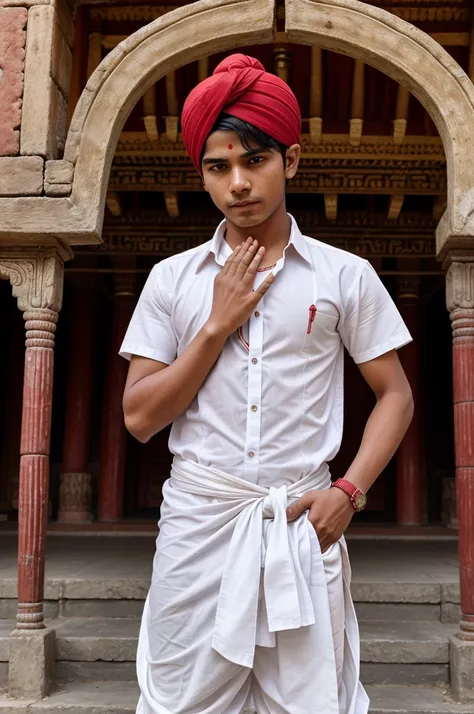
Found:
[351,328,413,364]
[119,343,174,365]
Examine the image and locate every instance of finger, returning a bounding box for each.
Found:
[242,246,265,282]
[286,493,311,521]
[227,238,251,276]
[221,242,243,275]
[254,272,275,296]
[235,240,259,277]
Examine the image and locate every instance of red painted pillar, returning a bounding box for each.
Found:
[98,274,135,521]
[396,277,423,525]
[447,258,474,639]
[17,307,58,629]
[58,282,96,522]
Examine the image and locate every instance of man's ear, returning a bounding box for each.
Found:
[202,180,209,193]
[284,144,301,180]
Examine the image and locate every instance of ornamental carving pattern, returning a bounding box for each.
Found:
[0,251,65,312]
[391,8,468,21]
[82,233,435,258]
[446,261,474,313]
[101,209,438,230]
[108,167,446,194]
[115,133,445,159]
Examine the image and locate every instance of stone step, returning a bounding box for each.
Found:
[0,581,461,622]
[0,618,457,663]
[0,618,456,687]
[0,683,473,714]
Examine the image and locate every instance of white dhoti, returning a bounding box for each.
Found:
[136,458,369,714]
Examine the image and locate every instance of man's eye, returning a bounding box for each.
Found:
[210,164,227,172]
[249,156,264,164]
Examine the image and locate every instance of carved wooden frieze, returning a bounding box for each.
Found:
[108,165,446,194]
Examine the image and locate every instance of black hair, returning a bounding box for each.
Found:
[201,113,288,167]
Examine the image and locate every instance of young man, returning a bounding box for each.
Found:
[120,54,413,714]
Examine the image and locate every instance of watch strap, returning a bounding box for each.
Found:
[331,478,367,511]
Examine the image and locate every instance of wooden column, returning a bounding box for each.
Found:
[58,282,96,522]
[446,255,474,639]
[98,273,136,522]
[396,276,423,525]
[0,248,67,630]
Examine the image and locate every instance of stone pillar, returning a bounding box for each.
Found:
[0,246,70,698]
[98,273,135,522]
[396,277,423,525]
[58,281,96,522]
[446,253,474,701]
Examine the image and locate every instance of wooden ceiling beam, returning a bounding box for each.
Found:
[165,72,179,142]
[393,85,410,145]
[87,25,102,79]
[309,46,323,144]
[273,47,291,84]
[388,195,404,220]
[164,191,179,217]
[143,87,159,142]
[350,59,365,147]
[106,191,122,217]
[431,32,469,47]
[198,57,209,82]
[324,194,338,220]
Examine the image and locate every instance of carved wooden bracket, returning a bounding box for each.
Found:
[0,247,71,313]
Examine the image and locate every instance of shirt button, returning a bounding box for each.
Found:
[251,405,258,412]
[252,358,258,365]
[248,451,255,458]
[254,311,260,317]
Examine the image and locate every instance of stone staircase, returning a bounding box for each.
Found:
[0,536,470,713]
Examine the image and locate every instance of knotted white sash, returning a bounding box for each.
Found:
[170,458,335,669]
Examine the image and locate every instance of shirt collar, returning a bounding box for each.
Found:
[195,214,311,272]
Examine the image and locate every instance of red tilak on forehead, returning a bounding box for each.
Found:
[228,144,233,150]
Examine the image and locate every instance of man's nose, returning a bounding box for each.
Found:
[229,167,251,194]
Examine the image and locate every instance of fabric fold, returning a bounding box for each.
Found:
[137,458,370,714]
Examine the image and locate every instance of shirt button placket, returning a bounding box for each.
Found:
[243,303,264,483]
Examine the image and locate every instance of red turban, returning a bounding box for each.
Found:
[181,54,301,174]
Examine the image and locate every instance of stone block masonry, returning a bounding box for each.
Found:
[0,8,27,156]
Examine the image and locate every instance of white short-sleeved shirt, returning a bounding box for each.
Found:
[120,215,412,488]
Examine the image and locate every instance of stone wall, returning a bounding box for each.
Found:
[0,0,73,197]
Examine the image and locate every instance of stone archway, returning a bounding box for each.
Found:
[61,0,474,258]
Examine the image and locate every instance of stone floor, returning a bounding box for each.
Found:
[0,533,460,598]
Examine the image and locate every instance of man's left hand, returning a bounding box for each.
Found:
[286,487,354,553]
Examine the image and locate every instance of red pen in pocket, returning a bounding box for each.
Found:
[307,304,317,334]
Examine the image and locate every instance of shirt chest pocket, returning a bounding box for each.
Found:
[299,309,340,357]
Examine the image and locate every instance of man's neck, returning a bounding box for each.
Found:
[224,205,291,267]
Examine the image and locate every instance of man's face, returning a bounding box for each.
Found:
[201,130,300,229]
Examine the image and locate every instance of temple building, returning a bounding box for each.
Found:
[1,0,474,709]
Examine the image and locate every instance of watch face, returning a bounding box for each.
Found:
[354,493,367,510]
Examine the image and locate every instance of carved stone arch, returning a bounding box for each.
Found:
[63,0,276,238]
[284,0,474,256]
[64,0,474,257]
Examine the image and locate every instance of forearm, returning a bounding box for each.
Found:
[124,322,228,441]
[343,389,414,493]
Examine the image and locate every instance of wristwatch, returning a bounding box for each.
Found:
[331,478,367,512]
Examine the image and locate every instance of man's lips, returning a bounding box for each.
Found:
[230,201,259,208]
